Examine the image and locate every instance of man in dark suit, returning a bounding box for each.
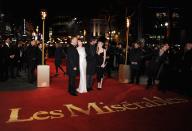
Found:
[1,36,12,81]
[85,37,97,91]
[67,37,79,96]
[0,43,3,81]
[25,39,37,83]
[8,40,17,78]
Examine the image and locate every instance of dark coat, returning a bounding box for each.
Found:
[55,47,63,66]
[66,44,79,75]
[1,44,10,65]
[180,49,192,72]
[85,44,97,75]
[129,48,144,67]
[36,47,42,65]
[147,49,169,80]
[25,45,37,65]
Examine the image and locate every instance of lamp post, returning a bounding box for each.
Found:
[83,29,86,43]
[165,22,169,39]
[125,17,130,64]
[118,16,131,83]
[41,10,47,65]
[37,10,49,87]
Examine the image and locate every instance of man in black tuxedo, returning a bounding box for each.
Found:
[85,37,97,91]
[67,37,79,96]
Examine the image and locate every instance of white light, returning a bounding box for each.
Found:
[165,22,168,27]
[126,17,130,28]
[32,32,36,36]
[41,11,47,20]
[154,25,157,28]
[160,24,163,27]
[112,30,116,34]
[0,13,4,17]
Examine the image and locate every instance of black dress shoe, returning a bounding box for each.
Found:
[69,91,77,96]
[87,88,93,92]
[70,92,78,96]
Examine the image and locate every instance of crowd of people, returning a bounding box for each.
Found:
[0,36,47,83]
[64,36,192,96]
[128,40,192,94]
[0,35,192,96]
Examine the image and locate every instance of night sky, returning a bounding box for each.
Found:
[0,0,188,24]
[1,0,140,18]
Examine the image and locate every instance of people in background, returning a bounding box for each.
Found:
[129,42,144,84]
[25,39,37,84]
[146,43,170,88]
[54,42,65,76]
[1,37,12,81]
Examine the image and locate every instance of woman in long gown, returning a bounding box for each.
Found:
[96,40,106,89]
[76,39,87,93]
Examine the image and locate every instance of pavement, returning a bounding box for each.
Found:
[0,71,36,91]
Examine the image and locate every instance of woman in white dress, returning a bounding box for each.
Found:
[76,39,87,93]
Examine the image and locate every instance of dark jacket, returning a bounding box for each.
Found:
[55,47,63,66]
[36,47,42,65]
[85,44,97,75]
[147,49,169,79]
[1,44,10,65]
[129,48,144,67]
[25,45,37,65]
[66,44,79,75]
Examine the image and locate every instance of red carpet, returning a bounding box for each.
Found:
[0,59,192,131]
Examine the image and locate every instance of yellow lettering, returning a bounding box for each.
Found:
[64,102,113,117]
[110,104,127,112]
[33,111,49,120]
[174,97,188,103]
[102,106,116,113]
[166,97,188,104]
[142,101,157,108]
[6,108,33,123]
[132,102,146,109]
[122,102,138,110]
[143,97,167,106]
[50,110,64,119]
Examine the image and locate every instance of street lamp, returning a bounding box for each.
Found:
[83,29,86,44]
[118,16,131,83]
[41,10,47,65]
[165,22,169,39]
[125,17,130,64]
[165,22,168,27]
[37,10,50,87]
